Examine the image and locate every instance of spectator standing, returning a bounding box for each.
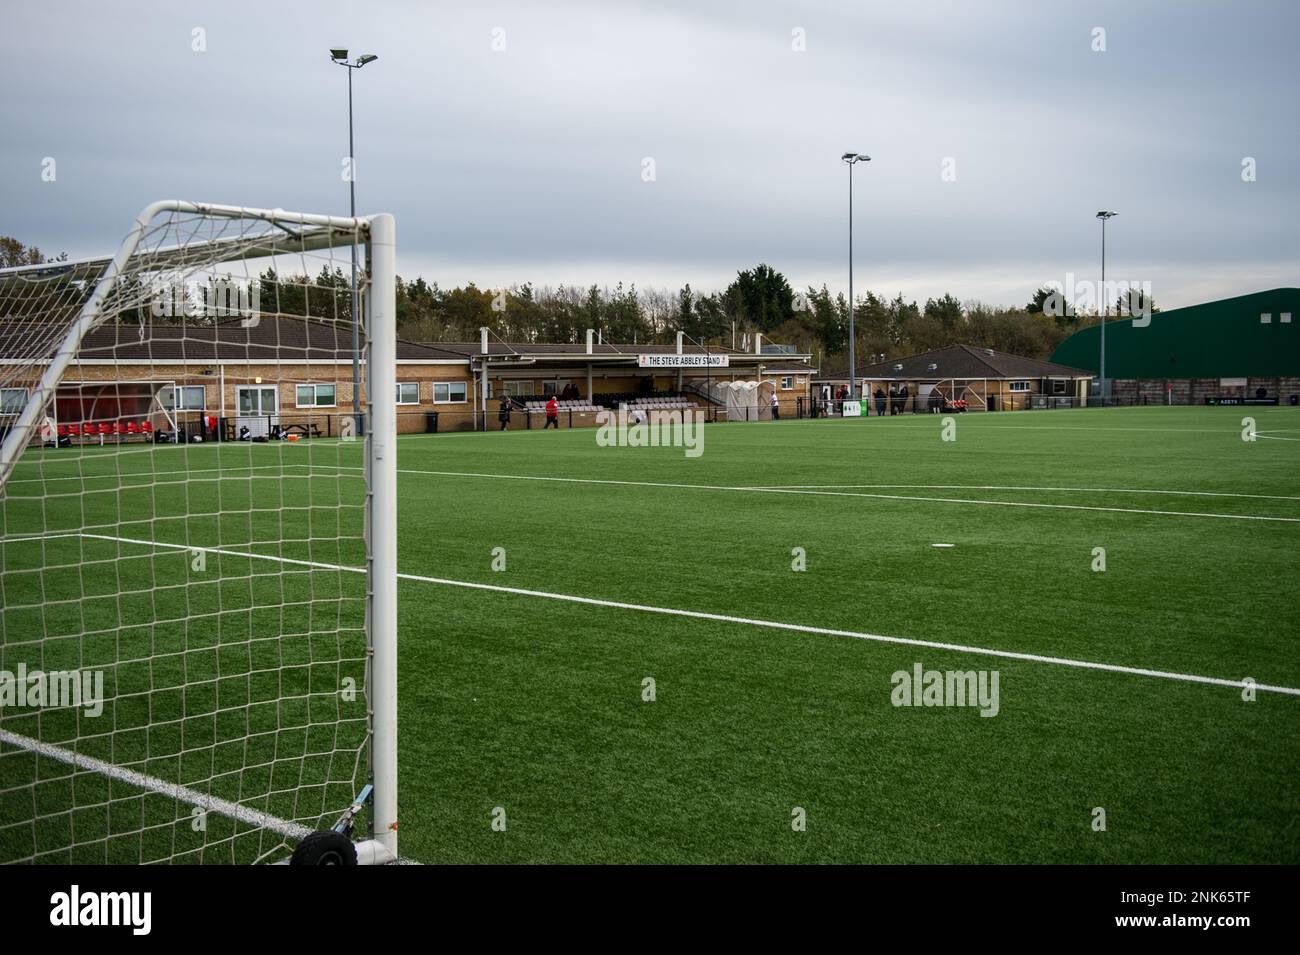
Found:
[498,395,512,431]
[544,395,560,429]
[771,391,780,420]
[874,387,886,417]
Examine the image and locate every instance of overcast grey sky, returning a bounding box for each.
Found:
[2,0,1296,309]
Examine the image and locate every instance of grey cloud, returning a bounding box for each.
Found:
[1,0,1295,309]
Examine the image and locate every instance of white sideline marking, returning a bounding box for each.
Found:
[302,464,1300,524]
[68,531,1300,697]
[0,727,309,841]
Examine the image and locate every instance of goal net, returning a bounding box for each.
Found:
[0,201,398,864]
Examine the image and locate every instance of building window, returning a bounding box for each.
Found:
[502,380,533,398]
[780,376,793,390]
[1,388,27,414]
[433,381,468,404]
[1008,381,1030,393]
[296,383,337,408]
[161,385,205,411]
[396,382,420,405]
[1052,379,1068,395]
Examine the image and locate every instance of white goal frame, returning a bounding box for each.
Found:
[0,200,399,864]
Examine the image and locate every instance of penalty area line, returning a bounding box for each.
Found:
[72,531,1300,698]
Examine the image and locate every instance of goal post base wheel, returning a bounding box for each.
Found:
[291,830,358,866]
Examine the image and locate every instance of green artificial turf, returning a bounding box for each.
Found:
[2,406,1298,862]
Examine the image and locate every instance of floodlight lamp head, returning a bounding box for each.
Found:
[842,152,871,164]
[1096,210,1117,219]
[330,48,348,61]
[357,54,378,66]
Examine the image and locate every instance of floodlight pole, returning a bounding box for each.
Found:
[1096,210,1117,404]
[333,51,378,434]
[348,65,360,434]
[842,152,870,405]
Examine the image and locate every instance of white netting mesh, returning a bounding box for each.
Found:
[0,204,379,863]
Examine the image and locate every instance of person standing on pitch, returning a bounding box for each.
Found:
[498,395,512,431]
[874,387,886,417]
[770,390,780,420]
[544,394,559,429]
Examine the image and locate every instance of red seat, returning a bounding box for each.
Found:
[57,424,69,437]
[111,421,124,435]
[96,423,111,436]
[68,423,81,437]
[126,420,140,434]
[142,421,154,433]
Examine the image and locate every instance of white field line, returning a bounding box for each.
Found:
[298,463,1300,524]
[755,484,1300,502]
[65,531,1300,697]
[13,458,1298,513]
[0,727,310,842]
[934,425,1273,434]
[711,487,1300,523]
[14,456,1297,517]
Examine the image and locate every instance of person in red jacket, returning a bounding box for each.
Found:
[544,395,559,429]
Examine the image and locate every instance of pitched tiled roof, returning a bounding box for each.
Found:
[0,317,464,363]
[818,344,1092,381]
[0,318,814,368]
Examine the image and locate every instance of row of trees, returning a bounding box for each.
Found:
[2,234,1149,371]
[385,265,1150,371]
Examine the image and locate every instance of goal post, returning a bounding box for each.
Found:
[0,201,398,864]
[366,212,398,862]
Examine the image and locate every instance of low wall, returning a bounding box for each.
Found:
[1112,377,1300,405]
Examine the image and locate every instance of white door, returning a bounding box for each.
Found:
[236,385,278,437]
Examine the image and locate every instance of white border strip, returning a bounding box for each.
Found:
[0,727,310,840]
[0,727,404,864]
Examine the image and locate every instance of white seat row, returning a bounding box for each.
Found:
[524,401,600,412]
[629,399,695,410]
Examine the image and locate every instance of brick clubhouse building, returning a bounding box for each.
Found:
[0,318,816,438]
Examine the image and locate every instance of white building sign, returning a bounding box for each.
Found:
[637,354,730,369]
